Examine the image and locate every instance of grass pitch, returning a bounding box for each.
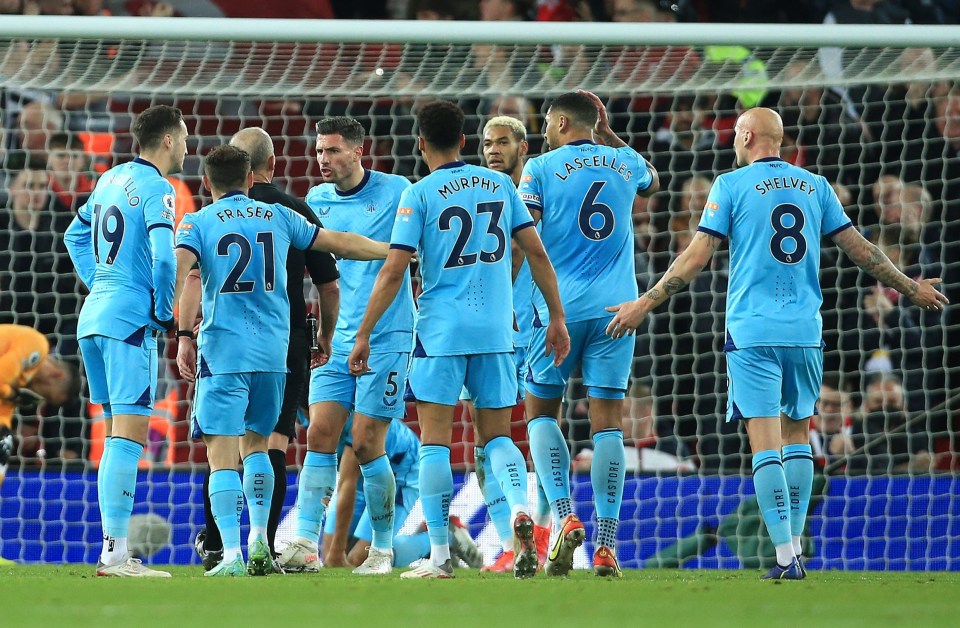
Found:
[6,565,959,627]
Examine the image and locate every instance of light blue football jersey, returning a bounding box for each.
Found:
[339,415,420,491]
[518,141,653,324]
[305,170,414,356]
[175,192,319,374]
[391,161,534,356]
[73,158,177,340]
[697,157,852,349]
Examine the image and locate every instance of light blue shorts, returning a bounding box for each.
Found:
[192,372,285,438]
[725,346,823,422]
[322,483,418,540]
[309,352,408,422]
[79,329,157,417]
[408,352,516,409]
[460,346,528,403]
[525,316,631,400]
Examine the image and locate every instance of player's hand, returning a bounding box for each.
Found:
[605,298,652,339]
[8,387,44,410]
[907,278,949,311]
[0,426,14,466]
[348,337,371,376]
[311,333,333,369]
[177,337,197,383]
[544,318,570,367]
[323,550,350,568]
[577,89,613,142]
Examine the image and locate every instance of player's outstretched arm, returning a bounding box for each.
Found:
[175,268,201,383]
[513,226,570,366]
[326,445,361,568]
[831,227,948,311]
[312,229,389,261]
[64,212,96,289]
[606,230,722,339]
[348,248,413,375]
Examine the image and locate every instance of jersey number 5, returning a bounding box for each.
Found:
[218,232,276,293]
[769,203,807,264]
[438,201,506,269]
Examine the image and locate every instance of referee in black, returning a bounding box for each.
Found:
[193,127,340,570]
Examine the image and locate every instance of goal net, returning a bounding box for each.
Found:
[1,17,957,570]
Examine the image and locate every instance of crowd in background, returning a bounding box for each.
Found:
[0,0,958,475]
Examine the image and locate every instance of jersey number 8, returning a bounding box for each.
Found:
[769,203,807,264]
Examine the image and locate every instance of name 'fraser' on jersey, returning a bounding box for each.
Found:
[306,169,414,356]
[519,141,654,323]
[175,192,320,374]
[697,157,852,349]
[391,162,534,356]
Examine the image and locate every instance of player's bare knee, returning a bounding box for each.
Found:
[110,414,150,445]
[240,431,269,458]
[306,418,339,451]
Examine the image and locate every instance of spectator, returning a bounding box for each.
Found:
[811,373,854,467]
[46,132,95,212]
[819,0,911,115]
[862,48,946,184]
[0,163,81,354]
[479,0,532,20]
[765,59,861,183]
[847,371,932,474]
[648,95,717,197]
[15,101,65,163]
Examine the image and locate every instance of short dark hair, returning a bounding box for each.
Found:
[548,92,599,129]
[417,100,465,150]
[315,117,366,145]
[204,145,251,192]
[821,372,843,393]
[49,132,84,151]
[132,105,184,152]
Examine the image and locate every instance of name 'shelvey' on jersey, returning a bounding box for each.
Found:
[553,154,634,182]
[437,174,502,199]
[754,176,817,196]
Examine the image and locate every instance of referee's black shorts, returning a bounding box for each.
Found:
[274,327,311,441]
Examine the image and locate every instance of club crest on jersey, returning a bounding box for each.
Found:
[365,202,377,215]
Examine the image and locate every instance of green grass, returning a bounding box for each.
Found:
[6,565,960,627]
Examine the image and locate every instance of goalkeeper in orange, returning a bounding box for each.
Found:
[0,324,80,490]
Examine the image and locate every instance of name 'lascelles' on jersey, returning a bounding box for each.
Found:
[76,158,176,341]
[306,169,414,356]
[391,162,535,357]
[697,157,853,350]
[519,141,653,324]
[175,192,319,375]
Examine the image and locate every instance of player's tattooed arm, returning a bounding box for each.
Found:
[833,227,918,296]
[831,226,948,310]
[642,232,721,306]
[606,231,720,338]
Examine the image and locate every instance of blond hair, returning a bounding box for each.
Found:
[483,115,527,142]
